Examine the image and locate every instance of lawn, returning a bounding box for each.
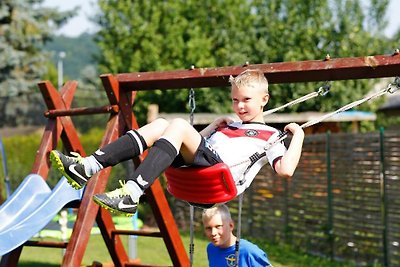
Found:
[17,233,207,266]
[15,232,362,267]
[5,212,363,266]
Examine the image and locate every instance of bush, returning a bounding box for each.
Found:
[0,127,128,198]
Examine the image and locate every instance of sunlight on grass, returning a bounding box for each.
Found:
[14,214,365,267]
[18,232,210,266]
[16,232,363,267]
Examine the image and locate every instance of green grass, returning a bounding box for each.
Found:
[17,233,208,267]
[4,214,373,267]
[13,232,367,267]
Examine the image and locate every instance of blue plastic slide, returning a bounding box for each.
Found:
[0,175,83,256]
[0,174,51,232]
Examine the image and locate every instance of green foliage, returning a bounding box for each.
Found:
[44,33,100,80]
[69,74,110,133]
[94,0,398,126]
[1,132,42,191]
[0,127,126,196]
[249,0,395,115]
[43,34,107,133]
[376,112,400,129]
[256,240,374,267]
[0,0,76,127]
[95,0,251,123]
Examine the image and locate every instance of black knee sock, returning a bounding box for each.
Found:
[93,130,147,168]
[128,138,178,190]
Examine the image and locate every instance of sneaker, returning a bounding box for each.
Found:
[93,180,138,217]
[50,150,91,190]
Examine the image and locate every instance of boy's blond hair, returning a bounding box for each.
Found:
[229,69,269,94]
[202,204,232,223]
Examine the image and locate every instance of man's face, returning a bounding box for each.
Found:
[203,213,233,248]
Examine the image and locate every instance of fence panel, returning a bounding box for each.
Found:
[330,132,383,264]
[384,131,400,266]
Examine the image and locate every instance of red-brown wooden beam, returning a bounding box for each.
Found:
[63,88,129,266]
[145,180,190,267]
[87,116,130,267]
[101,74,190,266]
[44,104,119,118]
[25,240,68,249]
[112,229,163,238]
[32,81,80,176]
[101,74,139,131]
[115,52,400,91]
[37,80,86,156]
[0,81,87,267]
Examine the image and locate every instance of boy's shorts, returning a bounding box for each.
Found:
[171,137,223,168]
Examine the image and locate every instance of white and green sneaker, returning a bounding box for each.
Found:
[50,150,91,189]
[93,180,138,217]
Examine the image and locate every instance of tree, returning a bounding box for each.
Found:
[0,0,75,127]
[248,0,395,114]
[94,0,397,126]
[71,65,110,133]
[44,33,100,80]
[94,0,256,123]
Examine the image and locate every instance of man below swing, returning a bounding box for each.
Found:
[203,204,272,267]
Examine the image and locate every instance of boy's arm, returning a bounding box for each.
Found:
[274,123,304,178]
[200,116,234,137]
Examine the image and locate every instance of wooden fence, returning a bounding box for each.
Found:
[171,129,400,266]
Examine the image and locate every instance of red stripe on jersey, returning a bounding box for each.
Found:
[217,126,275,141]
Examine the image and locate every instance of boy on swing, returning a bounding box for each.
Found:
[50,69,304,216]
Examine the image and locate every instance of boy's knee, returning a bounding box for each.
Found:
[170,118,191,128]
[152,117,169,127]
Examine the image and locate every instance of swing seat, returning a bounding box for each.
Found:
[164,163,237,204]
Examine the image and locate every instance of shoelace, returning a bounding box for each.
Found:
[70,152,84,164]
[105,180,130,198]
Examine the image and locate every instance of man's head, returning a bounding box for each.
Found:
[229,69,269,122]
[202,204,235,248]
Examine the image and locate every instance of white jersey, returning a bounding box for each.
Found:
[205,121,287,195]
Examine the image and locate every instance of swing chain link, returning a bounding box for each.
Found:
[188,88,196,126]
[388,76,400,94]
[263,82,331,116]
[317,81,331,96]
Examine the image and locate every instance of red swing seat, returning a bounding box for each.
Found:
[164,163,237,204]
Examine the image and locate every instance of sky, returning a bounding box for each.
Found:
[43,0,99,37]
[43,0,400,38]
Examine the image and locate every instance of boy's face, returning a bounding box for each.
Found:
[203,213,234,248]
[231,84,269,123]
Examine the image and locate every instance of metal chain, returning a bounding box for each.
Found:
[263,82,331,116]
[188,87,196,267]
[234,193,244,267]
[301,77,399,129]
[188,88,196,126]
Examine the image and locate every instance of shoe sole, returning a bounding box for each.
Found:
[49,151,83,190]
[92,196,135,217]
